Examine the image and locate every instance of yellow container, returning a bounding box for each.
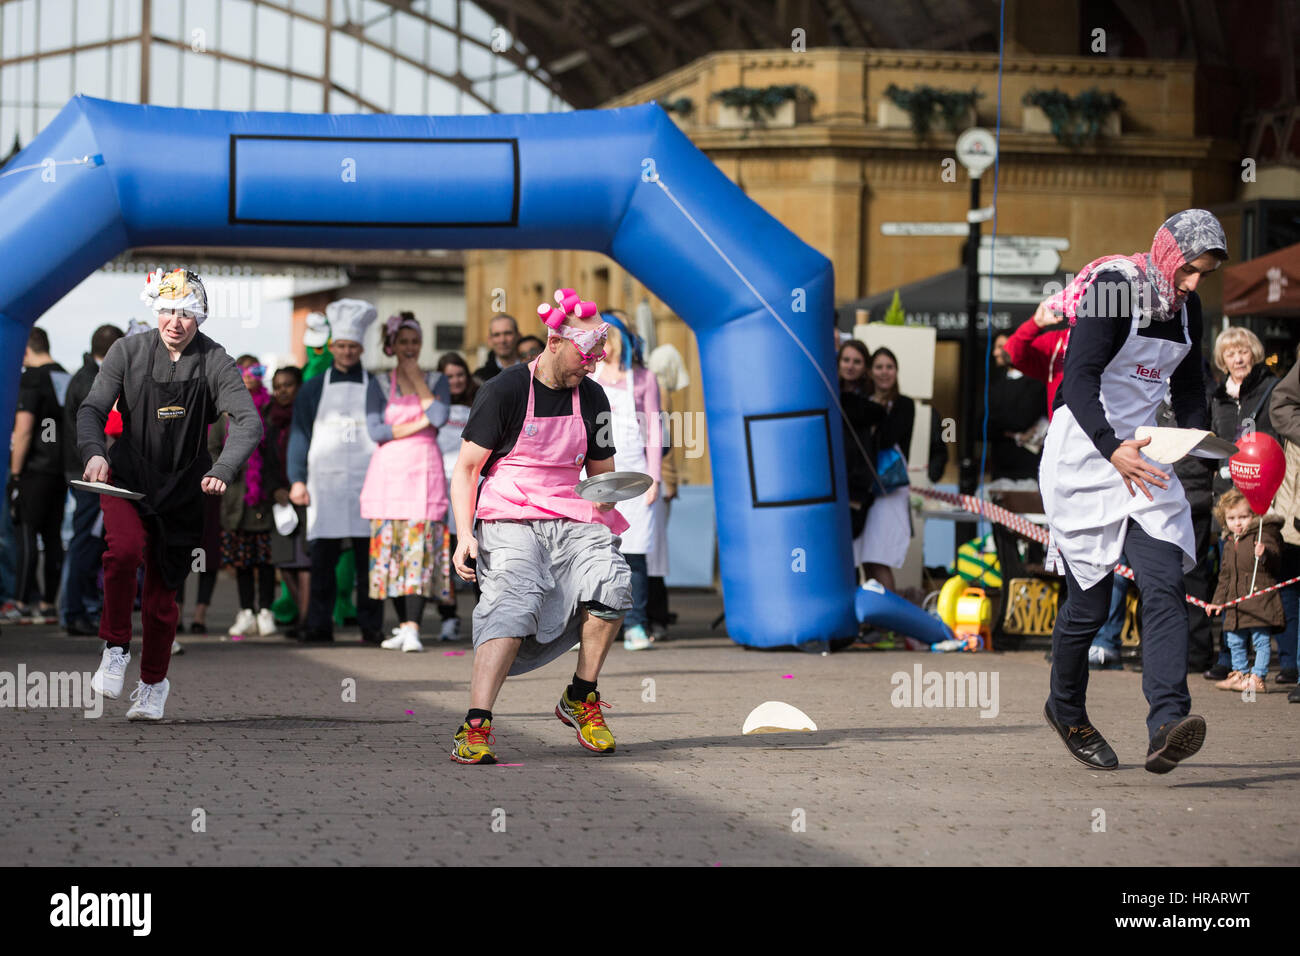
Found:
[955,587,993,650]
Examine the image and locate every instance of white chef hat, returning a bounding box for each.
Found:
[302,311,330,348]
[141,268,208,323]
[325,299,377,345]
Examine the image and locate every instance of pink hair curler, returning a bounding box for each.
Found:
[570,300,598,319]
[537,303,566,329]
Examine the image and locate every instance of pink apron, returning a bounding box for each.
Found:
[359,371,448,523]
[476,358,630,535]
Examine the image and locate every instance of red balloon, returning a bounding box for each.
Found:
[1229,432,1286,515]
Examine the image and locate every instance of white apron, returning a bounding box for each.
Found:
[1040,306,1196,590]
[305,367,378,540]
[598,366,657,555]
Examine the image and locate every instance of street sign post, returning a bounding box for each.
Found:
[956,128,998,530]
[881,222,970,236]
[978,246,1062,275]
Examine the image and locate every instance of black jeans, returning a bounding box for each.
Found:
[306,537,380,636]
[15,472,66,606]
[1049,521,1192,739]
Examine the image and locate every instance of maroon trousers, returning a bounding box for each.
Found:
[98,494,177,684]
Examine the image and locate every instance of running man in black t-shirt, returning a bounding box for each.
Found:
[448,307,632,764]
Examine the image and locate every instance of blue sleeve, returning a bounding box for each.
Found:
[287,376,321,484]
[366,374,394,443]
[424,372,451,428]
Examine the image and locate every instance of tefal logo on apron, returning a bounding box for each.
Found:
[156,405,187,420]
[1133,364,1162,380]
[574,453,584,465]
[525,423,538,437]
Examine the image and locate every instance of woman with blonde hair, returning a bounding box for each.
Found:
[1210,326,1278,498]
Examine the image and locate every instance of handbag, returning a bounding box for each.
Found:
[873,445,909,495]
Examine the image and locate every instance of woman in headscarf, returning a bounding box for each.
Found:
[1038,209,1228,775]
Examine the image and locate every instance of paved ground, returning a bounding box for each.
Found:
[2,583,1298,866]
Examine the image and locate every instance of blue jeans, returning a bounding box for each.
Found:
[60,486,105,622]
[624,552,648,630]
[1225,628,1272,678]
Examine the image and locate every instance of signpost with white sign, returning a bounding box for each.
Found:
[956,128,997,526]
[978,246,1062,275]
[880,222,970,236]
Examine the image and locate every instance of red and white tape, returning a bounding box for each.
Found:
[913,486,1298,612]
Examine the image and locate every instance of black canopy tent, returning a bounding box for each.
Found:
[837,268,1067,339]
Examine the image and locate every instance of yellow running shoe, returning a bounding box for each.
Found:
[450,717,497,764]
[556,689,616,753]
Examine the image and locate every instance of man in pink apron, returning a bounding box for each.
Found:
[449,308,631,764]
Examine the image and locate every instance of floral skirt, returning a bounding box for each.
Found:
[221,530,272,569]
[368,519,451,601]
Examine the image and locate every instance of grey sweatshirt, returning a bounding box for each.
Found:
[76,330,262,485]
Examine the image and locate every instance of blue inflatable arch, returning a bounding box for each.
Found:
[0,95,856,648]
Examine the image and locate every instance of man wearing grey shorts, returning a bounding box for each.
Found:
[449,308,632,764]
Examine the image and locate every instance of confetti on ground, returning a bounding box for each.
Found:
[231,635,244,642]
[442,651,465,656]
[404,710,414,715]
[781,674,794,679]
[498,763,524,767]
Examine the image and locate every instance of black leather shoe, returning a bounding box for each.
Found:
[1044,702,1119,770]
[1145,715,1206,774]
[1288,685,1300,703]
[360,629,384,646]
[1274,668,1298,685]
[64,616,99,636]
[1203,664,1229,681]
[298,629,334,643]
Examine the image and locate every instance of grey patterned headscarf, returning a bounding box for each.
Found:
[1046,208,1228,323]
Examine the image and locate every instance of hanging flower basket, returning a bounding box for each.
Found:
[1022,88,1123,145]
[879,84,982,136]
[712,85,816,130]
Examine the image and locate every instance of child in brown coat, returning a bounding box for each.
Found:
[1208,488,1284,694]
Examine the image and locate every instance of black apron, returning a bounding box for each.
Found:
[108,334,217,590]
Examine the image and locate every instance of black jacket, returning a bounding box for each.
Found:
[1210,363,1279,497]
[841,389,885,536]
[63,353,100,478]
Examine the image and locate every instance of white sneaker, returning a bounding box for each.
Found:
[228,608,257,637]
[125,678,170,720]
[623,625,653,651]
[91,646,130,699]
[400,624,424,653]
[256,608,277,636]
[171,639,184,655]
[439,617,460,641]
[381,626,407,650]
